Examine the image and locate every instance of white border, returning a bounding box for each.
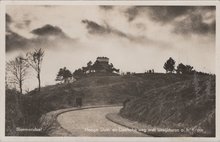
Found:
[0,1,219,142]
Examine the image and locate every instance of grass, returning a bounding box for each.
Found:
[5,89,46,136]
[5,72,215,136]
[120,74,215,137]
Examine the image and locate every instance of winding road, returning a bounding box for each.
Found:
[57,106,147,137]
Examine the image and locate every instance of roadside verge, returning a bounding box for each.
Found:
[106,113,192,137]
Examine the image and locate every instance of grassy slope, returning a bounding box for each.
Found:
[27,73,192,113]
[6,72,215,136]
[5,89,23,136]
[120,74,215,136]
[5,89,45,136]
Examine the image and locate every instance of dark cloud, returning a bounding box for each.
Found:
[99,6,114,10]
[124,6,215,35]
[147,6,196,23]
[6,24,77,52]
[82,19,171,47]
[6,13,12,24]
[82,19,139,40]
[125,6,140,22]
[82,20,110,35]
[173,14,215,35]
[172,6,215,35]
[6,31,29,52]
[32,24,66,37]
[6,13,12,32]
[6,13,29,52]
[125,6,215,23]
[31,24,74,42]
[82,19,128,38]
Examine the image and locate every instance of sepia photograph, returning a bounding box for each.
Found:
[4,3,216,138]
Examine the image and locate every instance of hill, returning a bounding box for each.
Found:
[119,74,215,136]
[26,73,194,112]
[6,72,215,136]
[18,73,191,126]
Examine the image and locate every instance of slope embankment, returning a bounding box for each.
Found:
[119,75,215,137]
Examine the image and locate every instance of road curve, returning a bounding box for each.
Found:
[57,106,147,137]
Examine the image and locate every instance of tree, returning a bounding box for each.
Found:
[26,48,44,91]
[185,65,194,74]
[163,57,175,73]
[87,61,93,73]
[112,68,120,73]
[56,67,72,83]
[176,63,186,74]
[73,68,85,80]
[92,61,119,73]
[176,63,194,74]
[6,56,29,94]
[109,63,120,73]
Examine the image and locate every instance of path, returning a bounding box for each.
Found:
[57,106,148,137]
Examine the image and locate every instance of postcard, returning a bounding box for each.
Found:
[0,1,219,142]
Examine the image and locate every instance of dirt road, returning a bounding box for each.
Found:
[57,106,147,137]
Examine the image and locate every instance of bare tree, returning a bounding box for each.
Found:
[26,48,44,91]
[6,56,29,94]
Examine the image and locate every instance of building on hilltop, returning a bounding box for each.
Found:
[73,57,119,77]
[96,57,109,64]
[92,57,119,73]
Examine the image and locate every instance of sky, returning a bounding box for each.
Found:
[6,5,216,91]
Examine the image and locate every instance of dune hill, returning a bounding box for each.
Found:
[119,74,215,136]
[6,72,215,136]
[26,73,193,113]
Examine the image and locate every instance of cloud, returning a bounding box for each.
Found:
[99,6,114,10]
[6,13,12,32]
[135,23,147,31]
[124,6,196,24]
[31,24,77,45]
[6,24,77,52]
[6,31,30,52]
[82,19,171,48]
[125,6,215,22]
[173,14,215,35]
[5,5,215,90]
[14,19,31,29]
[147,6,195,23]
[31,24,67,37]
[172,7,215,35]
[124,6,140,22]
[124,6,215,35]
[6,13,12,24]
[82,19,144,40]
[81,19,131,38]
[6,13,30,52]
[6,13,32,32]
[82,19,111,35]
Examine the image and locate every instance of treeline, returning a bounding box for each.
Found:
[6,53,212,94]
[55,59,119,83]
[163,57,212,75]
